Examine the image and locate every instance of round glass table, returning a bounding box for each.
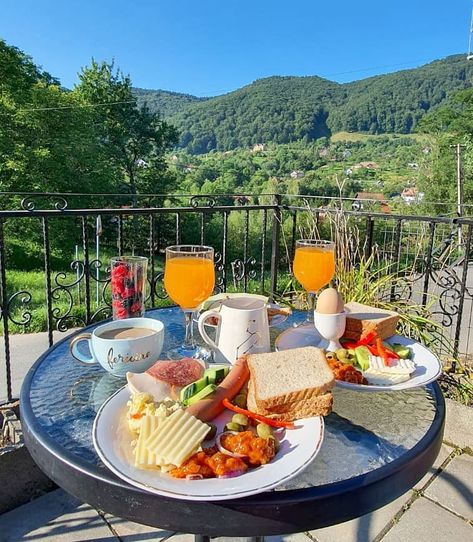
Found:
[20,308,445,539]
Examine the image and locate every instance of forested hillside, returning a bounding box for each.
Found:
[133,88,207,117]
[134,55,473,154]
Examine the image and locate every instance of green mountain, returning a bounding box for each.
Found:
[133,88,208,117]
[135,55,473,154]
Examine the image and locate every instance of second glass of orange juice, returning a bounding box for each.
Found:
[164,245,215,359]
[293,239,335,323]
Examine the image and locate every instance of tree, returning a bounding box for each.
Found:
[417,88,473,212]
[73,60,178,195]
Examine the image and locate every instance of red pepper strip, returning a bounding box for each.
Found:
[366,344,378,356]
[376,338,390,366]
[222,398,295,429]
[358,331,377,346]
[383,345,400,359]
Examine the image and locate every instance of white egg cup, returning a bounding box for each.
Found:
[313,311,346,352]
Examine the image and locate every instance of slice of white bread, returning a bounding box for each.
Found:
[344,302,399,341]
[247,346,334,409]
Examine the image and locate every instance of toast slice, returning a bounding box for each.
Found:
[247,381,333,420]
[247,347,334,409]
[344,301,399,341]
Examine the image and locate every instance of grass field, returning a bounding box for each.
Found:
[1,268,292,334]
[330,131,430,143]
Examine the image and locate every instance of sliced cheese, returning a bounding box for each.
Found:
[145,408,211,467]
[363,370,411,385]
[134,415,164,469]
[367,355,416,375]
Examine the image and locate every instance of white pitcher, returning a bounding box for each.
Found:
[198,297,270,364]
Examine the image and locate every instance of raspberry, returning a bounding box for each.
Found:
[114,305,127,319]
[131,301,142,313]
[112,264,128,278]
[124,286,135,298]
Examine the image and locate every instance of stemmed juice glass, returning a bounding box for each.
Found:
[293,239,335,323]
[164,245,215,359]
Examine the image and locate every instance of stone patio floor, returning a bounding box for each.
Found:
[0,439,471,542]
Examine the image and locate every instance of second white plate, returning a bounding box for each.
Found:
[275,324,442,392]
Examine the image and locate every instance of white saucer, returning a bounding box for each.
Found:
[275,324,326,351]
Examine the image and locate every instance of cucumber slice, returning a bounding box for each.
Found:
[204,365,230,385]
[391,344,412,359]
[185,383,217,406]
[180,377,208,403]
[354,346,371,371]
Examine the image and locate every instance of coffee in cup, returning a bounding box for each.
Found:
[69,317,164,377]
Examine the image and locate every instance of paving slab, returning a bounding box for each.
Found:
[168,534,310,542]
[381,497,472,542]
[104,514,175,541]
[0,328,77,403]
[413,443,454,490]
[0,488,114,542]
[105,516,310,542]
[424,452,473,520]
[308,490,412,542]
[444,399,473,450]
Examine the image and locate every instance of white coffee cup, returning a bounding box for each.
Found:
[69,317,164,377]
[198,297,270,364]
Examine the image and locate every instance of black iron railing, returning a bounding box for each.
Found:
[0,192,472,404]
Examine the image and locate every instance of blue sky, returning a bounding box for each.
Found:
[1,0,472,96]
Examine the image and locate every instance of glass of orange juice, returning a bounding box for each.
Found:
[293,239,335,324]
[164,245,215,359]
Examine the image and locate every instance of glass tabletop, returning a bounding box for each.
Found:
[26,307,440,491]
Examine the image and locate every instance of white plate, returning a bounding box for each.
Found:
[275,324,442,392]
[195,293,289,328]
[93,387,324,501]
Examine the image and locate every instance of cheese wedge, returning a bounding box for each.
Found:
[367,355,415,374]
[362,371,411,385]
[145,409,210,467]
[134,415,164,469]
[363,355,416,385]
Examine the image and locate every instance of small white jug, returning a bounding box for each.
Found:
[198,297,270,364]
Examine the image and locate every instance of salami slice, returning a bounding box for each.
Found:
[146,358,205,387]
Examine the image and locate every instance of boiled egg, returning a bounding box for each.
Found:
[126,372,171,402]
[316,288,344,314]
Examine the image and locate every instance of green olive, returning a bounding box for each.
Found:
[256,423,273,439]
[336,348,348,359]
[325,351,337,360]
[233,394,247,409]
[268,435,280,452]
[204,423,217,440]
[225,422,244,432]
[232,413,249,426]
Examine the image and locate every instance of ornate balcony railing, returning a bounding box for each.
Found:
[0,192,472,404]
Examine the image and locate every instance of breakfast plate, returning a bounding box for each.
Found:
[275,325,442,392]
[195,293,290,328]
[93,386,324,501]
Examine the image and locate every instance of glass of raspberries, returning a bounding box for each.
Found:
[111,256,148,320]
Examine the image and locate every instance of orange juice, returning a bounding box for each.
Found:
[164,257,215,309]
[293,246,335,292]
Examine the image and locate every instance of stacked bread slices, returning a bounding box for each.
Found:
[344,301,399,341]
[246,347,334,422]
